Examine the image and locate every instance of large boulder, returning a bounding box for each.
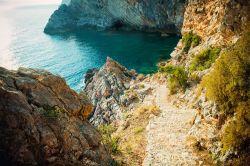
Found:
[0,67,111,166]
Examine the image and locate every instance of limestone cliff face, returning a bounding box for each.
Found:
[0,67,111,166]
[171,0,250,59]
[44,0,185,34]
[183,0,249,44]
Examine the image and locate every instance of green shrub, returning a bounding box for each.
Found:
[158,64,175,73]
[201,30,250,162]
[138,84,145,89]
[189,48,221,72]
[222,103,250,154]
[182,32,201,53]
[110,137,119,153]
[201,32,250,115]
[192,35,200,47]
[41,107,58,119]
[189,73,200,83]
[108,159,121,166]
[133,127,144,134]
[160,65,188,94]
[97,124,119,154]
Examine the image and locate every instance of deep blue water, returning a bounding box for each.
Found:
[0,3,179,91]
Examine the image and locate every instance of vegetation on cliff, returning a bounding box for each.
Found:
[159,64,188,94]
[189,47,221,72]
[98,124,119,155]
[201,30,250,164]
[182,32,200,53]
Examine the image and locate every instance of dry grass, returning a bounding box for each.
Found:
[186,135,214,166]
[112,105,161,165]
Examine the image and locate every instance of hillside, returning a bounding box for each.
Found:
[0,0,249,165]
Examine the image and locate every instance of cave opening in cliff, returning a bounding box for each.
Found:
[111,20,125,29]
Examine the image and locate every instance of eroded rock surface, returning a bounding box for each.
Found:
[171,0,250,60]
[84,57,136,125]
[44,0,185,34]
[0,67,111,166]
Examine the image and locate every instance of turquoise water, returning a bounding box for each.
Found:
[0,2,179,91]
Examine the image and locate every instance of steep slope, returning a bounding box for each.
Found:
[84,57,136,125]
[85,57,152,126]
[165,0,250,164]
[40,0,250,165]
[44,0,185,34]
[171,0,250,60]
[0,67,111,166]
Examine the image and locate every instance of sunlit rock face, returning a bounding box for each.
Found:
[171,0,250,60]
[0,67,111,166]
[44,0,186,34]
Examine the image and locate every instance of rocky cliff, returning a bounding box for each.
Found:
[84,57,135,125]
[17,0,250,165]
[80,0,250,164]
[171,0,250,60]
[84,57,153,126]
[167,0,250,164]
[44,0,185,34]
[0,67,111,166]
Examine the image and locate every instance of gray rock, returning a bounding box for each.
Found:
[85,57,135,125]
[44,0,186,34]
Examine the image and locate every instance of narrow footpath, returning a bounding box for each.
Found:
[143,83,198,166]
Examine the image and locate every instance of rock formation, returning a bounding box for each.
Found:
[44,0,185,34]
[6,0,249,165]
[0,67,111,166]
[167,0,250,164]
[84,57,136,125]
[171,0,250,59]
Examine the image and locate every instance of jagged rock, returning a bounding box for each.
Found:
[44,0,186,34]
[0,67,111,166]
[84,57,137,125]
[171,0,250,63]
[183,0,250,44]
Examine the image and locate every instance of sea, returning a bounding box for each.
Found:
[0,0,179,91]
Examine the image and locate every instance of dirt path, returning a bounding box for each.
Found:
[143,83,198,166]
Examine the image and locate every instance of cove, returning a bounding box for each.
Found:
[0,4,179,91]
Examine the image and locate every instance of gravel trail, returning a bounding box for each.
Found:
[143,83,198,166]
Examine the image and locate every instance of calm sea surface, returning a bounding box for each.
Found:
[0,1,179,91]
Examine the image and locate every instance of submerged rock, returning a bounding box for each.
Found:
[0,67,111,166]
[44,0,186,34]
